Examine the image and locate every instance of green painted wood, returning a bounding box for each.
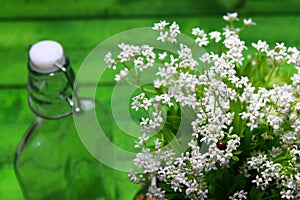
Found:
[0,0,223,19]
[0,89,31,199]
[0,165,23,200]
[0,89,34,167]
[1,16,300,86]
[1,0,300,20]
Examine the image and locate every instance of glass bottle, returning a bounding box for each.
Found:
[14,40,136,200]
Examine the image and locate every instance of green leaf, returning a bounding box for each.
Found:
[241,60,253,77]
[208,182,216,194]
[157,182,174,192]
[232,155,239,161]
[249,187,265,200]
[226,174,246,197]
[233,150,243,155]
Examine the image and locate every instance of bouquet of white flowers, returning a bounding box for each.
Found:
[104,13,300,200]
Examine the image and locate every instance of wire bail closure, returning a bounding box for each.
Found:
[28,62,82,119]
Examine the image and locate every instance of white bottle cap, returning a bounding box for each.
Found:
[29,40,65,73]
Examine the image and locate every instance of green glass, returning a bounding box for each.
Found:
[14,55,135,200]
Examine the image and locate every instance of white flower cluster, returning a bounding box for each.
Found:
[153,20,180,43]
[105,12,300,200]
[104,43,156,81]
[192,27,209,47]
[241,149,300,199]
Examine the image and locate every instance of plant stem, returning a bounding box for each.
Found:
[265,65,277,85]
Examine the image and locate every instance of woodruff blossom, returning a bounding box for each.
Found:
[251,40,269,53]
[192,27,209,47]
[104,51,117,70]
[223,12,239,22]
[209,31,221,43]
[153,21,180,43]
[229,190,247,200]
[105,14,300,200]
[243,18,256,26]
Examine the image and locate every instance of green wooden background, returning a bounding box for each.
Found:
[1,0,300,199]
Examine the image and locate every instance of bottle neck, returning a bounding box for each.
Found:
[28,57,75,119]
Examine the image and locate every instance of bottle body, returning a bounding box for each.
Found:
[15,114,109,200]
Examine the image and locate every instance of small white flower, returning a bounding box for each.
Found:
[267,42,287,63]
[192,27,205,37]
[280,189,294,200]
[243,18,256,26]
[195,35,209,47]
[154,139,162,149]
[169,21,180,36]
[104,51,112,64]
[209,31,221,43]
[223,12,239,22]
[157,31,168,43]
[153,20,169,31]
[192,27,209,46]
[252,175,263,187]
[131,93,151,111]
[229,190,248,200]
[104,51,117,70]
[178,44,199,71]
[128,169,139,183]
[134,134,150,148]
[114,68,129,81]
[287,47,300,64]
[153,21,180,43]
[158,52,168,61]
[168,34,177,43]
[251,40,269,52]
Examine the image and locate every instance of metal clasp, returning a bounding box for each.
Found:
[28,62,82,119]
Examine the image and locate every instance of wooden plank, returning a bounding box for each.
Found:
[1,0,300,20]
[1,16,300,85]
[0,165,23,200]
[0,0,225,19]
[0,89,31,199]
[0,89,34,166]
[241,0,300,15]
